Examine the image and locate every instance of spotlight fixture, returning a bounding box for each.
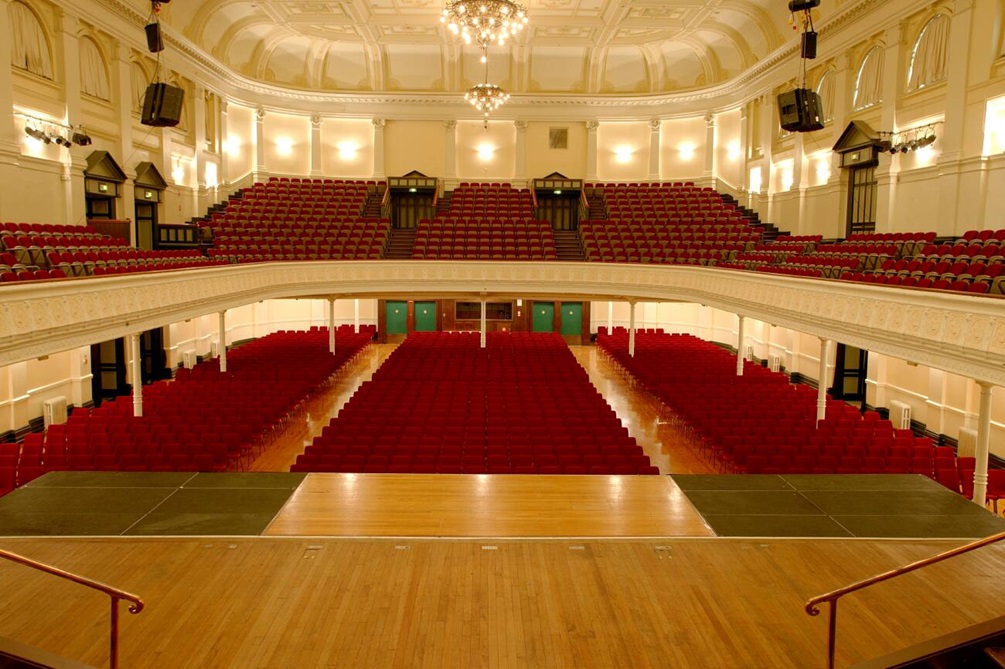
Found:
[72,126,92,146]
[441,0,528,48]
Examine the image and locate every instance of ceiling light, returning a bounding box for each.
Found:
[466,45,509,127]
[441,0,528,48]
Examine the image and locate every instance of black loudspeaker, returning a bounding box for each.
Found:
[145,22,163,53]
[777,89,824,133]
[788,0,820,10]
[141,83,184,127]
[801,31,818,59]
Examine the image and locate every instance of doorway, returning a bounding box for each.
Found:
[830,343,869,404]
[386,301,408,334]
[414,301,437,332]
[532,302,555,333]
[560,302,582,336]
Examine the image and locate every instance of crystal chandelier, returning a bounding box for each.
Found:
[466,47,510,127]
[441,0,528,48]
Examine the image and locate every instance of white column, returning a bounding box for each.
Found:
[372,118,385,179]
[328,298,336,354]
[648,119,661,181]
[703,113,716,182]
[194,84,207,188]
[586,121,599,181]
[628,301,636,357]
[514,120,527,182]
[972,382,994,507]
[736,315,746,376]
[218,311,228,372]
[57,9,86,226]
[607,301,614,333]
[114,44,136,242]
[444,120,457,185]
[354,299,360,334]
[310,113,322,177]
[255,106,267,179]
[129,333,143,417]
[0,0,16,153]
[817,338,832,425]
[219,100,230,191]
[480,300,487,349]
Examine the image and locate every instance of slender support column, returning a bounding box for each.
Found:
[607,301,614,333]
[817,338,832,425]
[372,118,385,179]
[353,299,360,333]
[972,382,994,507]
[736,315,746,376]
[310,114,322,177]
[480,300,487,349]
[648,119,661,180]
[328,298,336,354]
[628,301,636,358]
[586,121,599,181]
[218,311,227,373]
[129,333,142,417]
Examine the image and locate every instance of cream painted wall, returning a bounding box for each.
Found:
[525,122,586,180]
[264,112,311,176]
[715,109,743,189]
[321,118,375,178]
[225,104,255,182]
[660,117,707,181]
[384,121,446,178]
[456,121,515,180]
[596,122,650,181]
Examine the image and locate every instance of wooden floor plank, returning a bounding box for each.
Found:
[264,473,714,537]
[1,538,1003,668]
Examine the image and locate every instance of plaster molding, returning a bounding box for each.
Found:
[1,262,1002,386]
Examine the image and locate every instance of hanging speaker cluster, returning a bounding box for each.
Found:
[141,83,184,127]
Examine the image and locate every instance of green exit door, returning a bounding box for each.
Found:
[415,301,437,332]
[386,301,408,334]
[532,302,555,333]
[560,302,582,336]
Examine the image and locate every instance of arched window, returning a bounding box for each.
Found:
[907,14,950,91]
[815,70,836,122]
[80,37,110,100]
[853,46,883,111]
[130,61,149,112]
[9,1,53,80]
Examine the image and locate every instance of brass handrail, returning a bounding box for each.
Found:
[0,548,144,669]
[805,529,1005,669]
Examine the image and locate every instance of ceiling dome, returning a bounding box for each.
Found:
[148,0,793,95]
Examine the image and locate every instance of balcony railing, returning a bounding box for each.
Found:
[805,529,1005,669]
[0,548,144,669]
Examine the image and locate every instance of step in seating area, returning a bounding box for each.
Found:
[205,177,390,263]
[0,327,373,493]
[0,221,223,283]
[412,183,557,260]
[293,331,656,474]
[597,329,942,479]
[579,182,763,264]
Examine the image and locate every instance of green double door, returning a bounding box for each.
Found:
[532,302,581,335]
[386,301,436,334]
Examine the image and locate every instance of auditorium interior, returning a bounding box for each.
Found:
[0,0,1005,666]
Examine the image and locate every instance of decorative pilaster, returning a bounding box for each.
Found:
[255,106,267,178]
[648,118,661,181]
[703,113,716,181]
[586,121,599,181]
[372,118,386,179]
[311,113,323,177]
[444,120,457,183]
[514,120,528,181]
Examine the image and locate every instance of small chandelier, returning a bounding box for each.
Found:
[441,0,528,48]
[466,47,510,127]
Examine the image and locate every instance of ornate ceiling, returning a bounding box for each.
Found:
[144,0,800,96]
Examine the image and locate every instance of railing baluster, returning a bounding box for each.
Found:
[805,529,1005,668]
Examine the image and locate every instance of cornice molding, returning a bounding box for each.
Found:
[90,0,882,118]
[1,261,1002,386]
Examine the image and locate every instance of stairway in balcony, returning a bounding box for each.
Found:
[553,230,585,261]
[718,192,786,241]
[384,228,416,259]
[435,193,453,217]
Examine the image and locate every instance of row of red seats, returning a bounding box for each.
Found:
[0,327,375,492]
[293,331,658,475]
[595,329,936,478]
